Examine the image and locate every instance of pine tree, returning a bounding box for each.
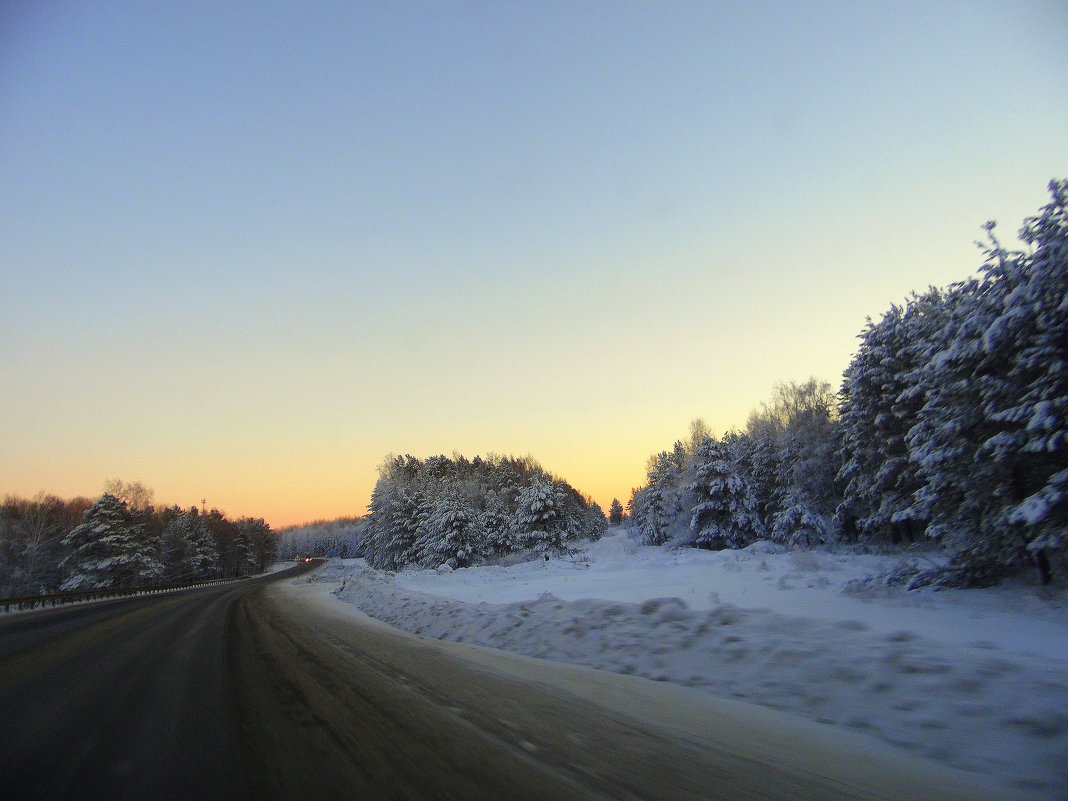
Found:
[159,511,195,583]
[608,498,624,526]
[772,488,834,547]
[634,451,686,545]
[838,291,944,543]
[363,478,399,568]
[186,512,221,579]
[481,495,515,555]
[973,183,1068,583]
[230,521,258,576]
[419,493,482,567]
[511,478,569,554]
[748,431,783,531]
[578,503,608,541]
[156,509,221,583]
[386,489,432,568]
[901,280,991,559]
[60,493,163,590]
[687,438,763,549]
[892,182,1068,586]
[237,517,273,573]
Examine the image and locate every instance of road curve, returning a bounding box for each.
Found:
[0,563,1037,800]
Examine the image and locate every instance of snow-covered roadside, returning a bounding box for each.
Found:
[317,535,1068,798]
[392,535,1068,661]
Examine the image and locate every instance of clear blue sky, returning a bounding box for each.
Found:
[2,1,1066,525]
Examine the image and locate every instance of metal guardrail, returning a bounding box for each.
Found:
[0,575,252,614]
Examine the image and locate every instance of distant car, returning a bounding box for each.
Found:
[304,557,313,562]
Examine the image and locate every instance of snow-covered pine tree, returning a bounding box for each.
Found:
[419,493,482,567]
[237,517,273,573]
[363,458,426,569]
[722,430,753,480]
[902,185,1068,586]
[906,269,1024,582]
[772,487,834,547]
[157,509,221,583]
[60,493,163,591]
[971,181,1068,583]
[230,520,258,576]
[577,502,608,541]
[511,478,569,554]
[608,498,624,526]
[838,291,943,543]
[633,451,686,546]
[838,304,903,538]
[185,512,221,579]
[385,489,432,568]
[481,494,515,556]
[687,438,763,549]
[361,478,394,567]
[159,510,194,582]
[748,431,783,532]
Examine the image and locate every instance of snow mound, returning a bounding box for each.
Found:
[333,564,1068,798]
[583,532,638,561]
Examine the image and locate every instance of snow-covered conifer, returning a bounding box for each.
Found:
[60,493,163,590]
[578,503,608,541]
[633,451,686,546]
[185,512,221,578]
[772,488,834,547]
[387,489,433,568]
[973,181,1068,582]
[481,496,515,555]
[748,431,783,531]
[230,521,258,576]
[687,438,763,549]
[158,509,221,582]
[896,182,1068,585]
[838,291,944,543]
[418,493,482,567]
[511,478,569,553]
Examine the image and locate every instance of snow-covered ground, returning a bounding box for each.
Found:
[314,532,1068,798]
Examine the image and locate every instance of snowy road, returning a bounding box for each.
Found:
[0,563,1040,800]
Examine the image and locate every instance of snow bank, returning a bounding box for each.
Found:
[394,535,1068,661]
[333,564,1067,796]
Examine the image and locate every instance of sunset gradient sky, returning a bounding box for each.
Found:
[3,1,1066,527]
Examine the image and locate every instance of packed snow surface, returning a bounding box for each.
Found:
[316,532,1068,798]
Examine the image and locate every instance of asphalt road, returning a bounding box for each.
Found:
[0,563,1037,801]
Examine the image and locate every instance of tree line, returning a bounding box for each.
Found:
[629,381,839,550]
[275,517,366,560]
[0,479,277,596]
[363,453,607,570]
[630,179,1067,588]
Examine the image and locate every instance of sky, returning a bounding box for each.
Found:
[2,1,1066,527]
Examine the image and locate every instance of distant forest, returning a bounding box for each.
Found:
[630,180,1067,587]
[360,453,608,570]
[275,516,365,561]
[0,479,276,596]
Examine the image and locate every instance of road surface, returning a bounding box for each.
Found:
[0,562,1035,800]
